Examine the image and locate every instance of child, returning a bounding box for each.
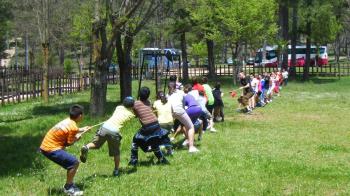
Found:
[169,75,183,90]
[129,87,171,166]
[202,77,215,115]
[153,91,174,131]
[238,71,254,113]
[79,97,135,176]
[282,68,289,86]
[212,82,224,121]
[183,84,203,140]
[39,104,90,196]
[167,82,199,153]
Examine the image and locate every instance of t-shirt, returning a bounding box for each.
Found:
[240,76,253,94]
[192,83,205,95]
[168,90,185,115]
[153,100,173,124]
[282,71,288,79]
[188,90,200,102]
[251,78,259,93]
[102,105,135,134]
[212,88,224,106]
[133,100,158,126]
[40,118,79,152]
[203,84,214,106]
[184,94,199,108]
[197,95,208,112]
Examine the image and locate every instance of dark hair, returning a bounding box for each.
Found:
[139,87,150,101]
[184,84,192,93]
[168,82,176,95]
[169,75,177,82]
[70,104,84,119]
[123,96,135,108]
[202,77,208,84]
[157,91,167,104]
[215,82,221,89]
[192,77,198,85]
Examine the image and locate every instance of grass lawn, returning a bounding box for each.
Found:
[1,77,350,195]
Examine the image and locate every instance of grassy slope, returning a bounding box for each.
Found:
[1,77,350,195]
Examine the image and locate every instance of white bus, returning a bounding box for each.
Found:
[288,45,328,67]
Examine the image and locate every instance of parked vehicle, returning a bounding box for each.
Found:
[287,45,328,67]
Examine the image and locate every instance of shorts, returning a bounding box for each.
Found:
[92,131,122,156]
[41,149,78,170]
[173,112,194,130]
[238,92,254,106]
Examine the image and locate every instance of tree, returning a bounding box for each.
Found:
[0,1,12,60]
[89,0,144,117]
[115,0,160,100]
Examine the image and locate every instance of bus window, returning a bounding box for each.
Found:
[266,50,276,60]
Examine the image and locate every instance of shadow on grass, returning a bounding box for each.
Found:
[0,134,44,177]
[311,77,338,84]
[31,101,121,117]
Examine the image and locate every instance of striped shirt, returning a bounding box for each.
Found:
[40,118,79,152]
[133,100,158,126]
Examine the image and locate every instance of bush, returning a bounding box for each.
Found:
[64,59,74,73]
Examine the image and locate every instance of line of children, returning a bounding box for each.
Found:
[40,75,229,195]
[237,69,287,113]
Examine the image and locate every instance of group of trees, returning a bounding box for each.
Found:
[278,0,348,80]
[0,0,349,116]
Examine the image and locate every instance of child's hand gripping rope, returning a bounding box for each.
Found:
[76,122,104,139]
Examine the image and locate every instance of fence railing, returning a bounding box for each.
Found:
[1,62,350,105]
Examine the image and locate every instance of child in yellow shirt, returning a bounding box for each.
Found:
[80,97,135,176]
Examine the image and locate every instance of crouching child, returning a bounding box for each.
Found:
[39,104,90,196]
[129,87,171,166]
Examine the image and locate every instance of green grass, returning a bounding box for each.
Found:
[1,77,350,195]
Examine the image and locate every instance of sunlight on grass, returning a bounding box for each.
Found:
[1,77,350,195]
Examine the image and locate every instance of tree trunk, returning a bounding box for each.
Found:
[59,45,65,66]
[279,1,289,69]
[303,21,311,81]
[290,0,298,79]
[116,31,132,101]
[206,39,215,78]
[24,33,29,71]
[42,43,49,103]
[90,21,108,117]
[181,32,189,81]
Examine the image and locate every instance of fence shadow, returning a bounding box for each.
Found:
[310,77,338,84]
[31,101,120,117]
[0,134,44,177]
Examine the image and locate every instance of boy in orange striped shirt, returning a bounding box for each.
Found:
[39,104,90,196]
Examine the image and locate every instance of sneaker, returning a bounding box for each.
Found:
[188,146,199,153]
[182,140,189,147]
[112,169,119,177]
[128,159,138,167]
[63,184,83,196]
[170,137,175,142]
[209,127,217,132]
[247,109,253,114]
[80,146,89,163]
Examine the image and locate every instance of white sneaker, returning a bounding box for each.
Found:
[188,146,199,153]
[182,140,189,146]
[209,127,217,132]
[63,184,83,196]
[170,137,175,142]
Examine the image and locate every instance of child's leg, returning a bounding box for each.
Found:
[220,106,224,121]
[114,155,120,170]
[66,162,79,185]
[106,134,121,170]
